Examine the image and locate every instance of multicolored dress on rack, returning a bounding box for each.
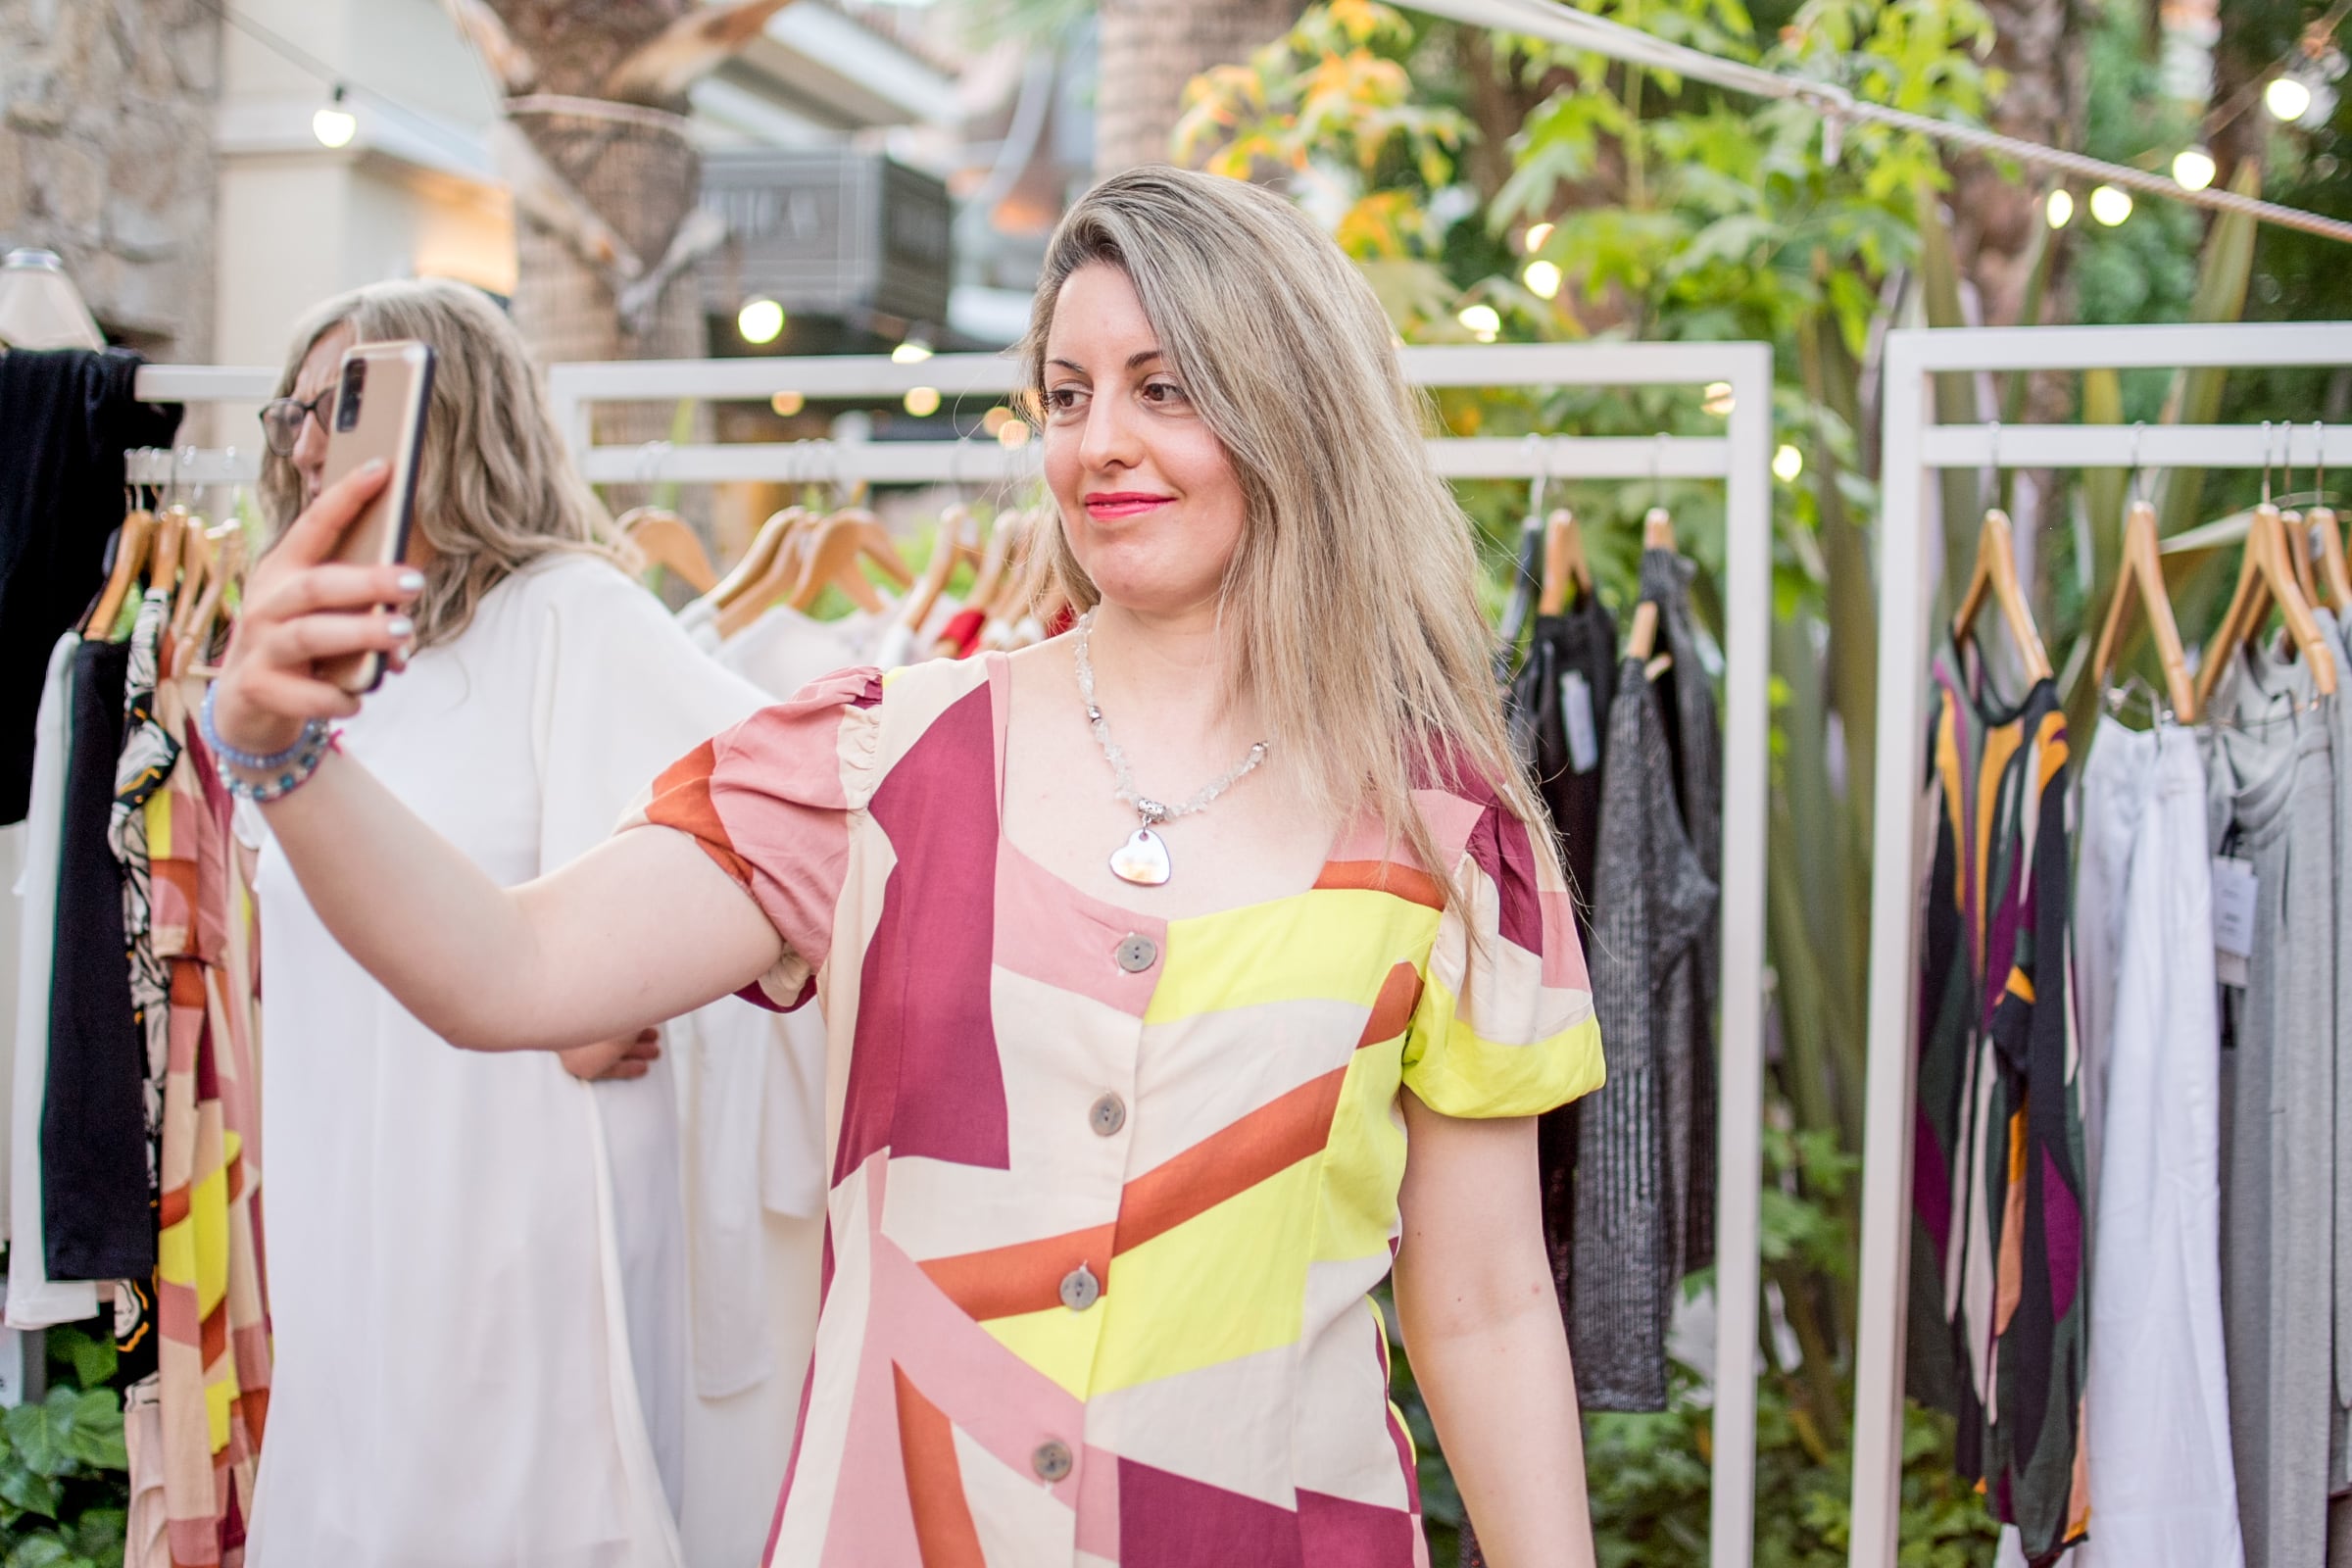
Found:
[626,654,1606,1567]
[1908,644,2088,1564]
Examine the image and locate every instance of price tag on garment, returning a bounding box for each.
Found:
[1560,671,1600,773]
[2212,855,2257,990]
[0,1327,26,1408]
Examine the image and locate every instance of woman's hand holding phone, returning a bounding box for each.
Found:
[209,459,423,762]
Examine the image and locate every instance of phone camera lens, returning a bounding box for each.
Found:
[336,360,367,431]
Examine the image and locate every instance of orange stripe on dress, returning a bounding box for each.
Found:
[893,1364,987,1568]
[642,740,757,890]
[1358,963,1423,1050]
[919,1223,1117,1321]
[918,1064,1360,1321]
[1314,860,1445,910]
[1115,1066,1348,1254]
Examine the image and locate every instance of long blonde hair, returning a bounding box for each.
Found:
[1019,168,1549,894]
[259,278,621,651]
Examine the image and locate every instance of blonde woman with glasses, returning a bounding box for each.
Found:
[214,172,1604,1566]
[237,279,820,1568]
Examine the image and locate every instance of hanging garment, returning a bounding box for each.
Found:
[1563,549,1719,1413]
[2320,612,2352,1532]
[247,557,781,1568]
[110,587,176,1192]
[1908,643,2087,1564]
[42,634,152,1282]
[1637,549,1719,1285]
[622,656,1605,1566]
[1509,598,1617,1351]
[5,632,101,1328]
[2073,718,2241,1568]
[0,347,179,825]
[149,692,270,1566]
[2206,641,2335,1568]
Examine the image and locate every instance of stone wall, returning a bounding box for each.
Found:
[0,0,222,360]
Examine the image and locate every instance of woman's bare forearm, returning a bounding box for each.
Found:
[259,748,780,1052]
[1395,1101,1596,1568]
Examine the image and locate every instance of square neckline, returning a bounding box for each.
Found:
[978,649,1350,928]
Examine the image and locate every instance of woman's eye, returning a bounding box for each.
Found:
[1045,385,1087,417]
[1143,380,1189,406]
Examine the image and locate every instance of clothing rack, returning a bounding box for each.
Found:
[124,446,261,489]
[139,343,1781,1567]
[1850,318,2352,1568]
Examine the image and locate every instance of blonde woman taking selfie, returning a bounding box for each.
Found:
[212,171,1603,1566]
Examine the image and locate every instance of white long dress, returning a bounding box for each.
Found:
[247,555,818,1568]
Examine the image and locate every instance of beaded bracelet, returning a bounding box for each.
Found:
[201,681,326,773]
[212,718,335,804]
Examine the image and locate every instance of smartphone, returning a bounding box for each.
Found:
[317,339,435,693]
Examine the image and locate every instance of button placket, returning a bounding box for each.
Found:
[1088,1091,1126,1137]
[1031,1439,1073,1483]
[1115,933,1157,973]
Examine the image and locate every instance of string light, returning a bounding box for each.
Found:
[903,386,941,417]
[1524,221,1554,253]
[2089,184,2133,226]
[769,391,805,416]
[2173,147,2217,192]
[891,336,934,365]
[737,298,784,345]
[1457,303,1501,342]
[1702,381,1735,416]
[1772,444,1804,482]
[997,419,1031,449]
[2045,189,2076,229]
[2267,75,2315,123]
[981,406,1014,435]
[1523,260,1563,299]
[312,85,357,148]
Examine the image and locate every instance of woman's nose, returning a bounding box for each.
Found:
[292,404,329,489]
[1079,397,1141,473]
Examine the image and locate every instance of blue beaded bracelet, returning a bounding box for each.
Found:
[212,718,335,804]
[200,681,325,773]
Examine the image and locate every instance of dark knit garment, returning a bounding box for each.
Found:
[0,349,179,824]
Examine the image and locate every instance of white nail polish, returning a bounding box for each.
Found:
[396,570,425,592]
[388,615,415,638]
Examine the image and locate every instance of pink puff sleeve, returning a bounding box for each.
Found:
[620,665,884,1010]
[1400,795,1607,1117]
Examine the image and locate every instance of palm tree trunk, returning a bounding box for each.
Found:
[1948,0,2086,331]
[1094,0,1307,175]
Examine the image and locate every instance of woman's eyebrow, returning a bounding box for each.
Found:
[1045,350,1165,374]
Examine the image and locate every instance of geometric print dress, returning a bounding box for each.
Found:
[624,653,1606,1566]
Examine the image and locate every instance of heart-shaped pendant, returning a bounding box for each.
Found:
[1109,826,1172,886]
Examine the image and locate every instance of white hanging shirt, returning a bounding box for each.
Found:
[247,556,805,1568]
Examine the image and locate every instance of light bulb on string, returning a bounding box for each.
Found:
[313,86,357,149]
[1773,444,1804,483]
[2045,189,2075,229]
[2173,147,2217,191]
[1522,260,1563,300]
[904,386,941,417]
[1457,303,1501,343]
[2088,185,2133,226]
[737,297,785,345]
[2268,75,2315,123]
[1524,222,1553,254]
[892,335,934,365]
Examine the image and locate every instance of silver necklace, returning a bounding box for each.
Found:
[1073,611,1269,887]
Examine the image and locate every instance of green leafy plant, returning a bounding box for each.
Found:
[0,1328,131,1568]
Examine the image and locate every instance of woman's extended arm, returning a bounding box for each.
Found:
[210,462,784,1052]
[1393,1097,1596,1568]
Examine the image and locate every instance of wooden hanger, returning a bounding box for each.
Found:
[1642,504,1677,554]
[618,506,717,596]
[1622,504,1679,665]
[962,508,1031,628]
[901,503,983,637]
[1538,508,1592,615]
[168,519,217,646]
[1951,508,2054,683]
[2280,508,2321,611]
[2313,503,2351,613]
[790,507,911,612]
[173,523,245,679]
[2090,497,2197,721]
[85,506,157,637]
[710,506,808,611]
[2195,500,2339,709]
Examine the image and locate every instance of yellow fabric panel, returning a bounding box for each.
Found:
[144,786,171,859]
[1402,972,1604,1119]
[1312,1050,1407,1266]
[982,1302,1107,1400]
[1089,1157,1321,1394]
[205,1376,233,1452]
[1146,893,1440,1026]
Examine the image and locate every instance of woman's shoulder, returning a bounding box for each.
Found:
[725,652,995,802]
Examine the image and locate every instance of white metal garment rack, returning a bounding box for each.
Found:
[139,342,1779,1567]
[1850,318,2352,1568]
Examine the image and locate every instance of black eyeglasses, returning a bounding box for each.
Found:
[259,390,333,459]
